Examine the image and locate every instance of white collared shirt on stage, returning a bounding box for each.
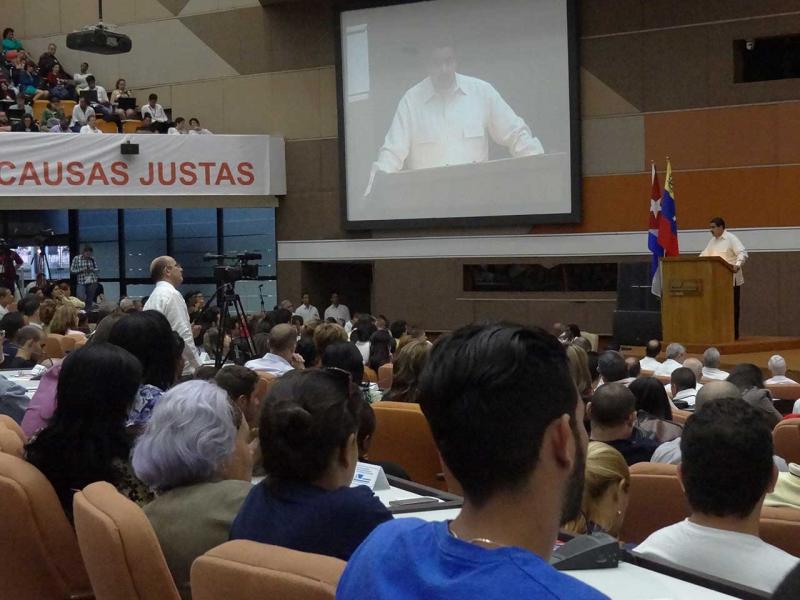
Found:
[699,230,748,286]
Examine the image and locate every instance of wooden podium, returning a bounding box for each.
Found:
[661,256,735,344]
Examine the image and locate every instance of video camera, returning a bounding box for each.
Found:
[203,252,262,284]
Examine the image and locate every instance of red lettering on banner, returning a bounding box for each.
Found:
[139,162,155,186]
[18,161,41,185]
[110,162,129,185]
[179,162,197,185]
[42,161,64,185]
[0,161,15,185]
[157,162,177,185]
[198,162,215,185]
[237,162,255,185]
[87,162,109,185]
[215,162,236,185]
[66,162,85,185]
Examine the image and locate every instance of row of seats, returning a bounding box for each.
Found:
[640,369,800,403]
[43,332,85,359]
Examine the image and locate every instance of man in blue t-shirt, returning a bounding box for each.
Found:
[337,324,608,599]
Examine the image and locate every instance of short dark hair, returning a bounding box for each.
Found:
[273,308,292,325]
[260,369,361,483]
[83,245,93,252]
[14,325,43,346]
[367,329,393,373]
[709,217,726,228]
[598,350,627,383]
[321,341,364,384]
[290,314,304,326]
[589,383,636,427]
[148,93,158,101]
[17,294,41,317]
[418,323,577,507]
[294,335,317,367]
[189,117,199,125]
[671,367,696,393]
[86,75,95,84]
[175,117,185,125]
[214,365,258,400]
[645,339,661,358]
[628,377,672,420]
[567,324,581,339]
[389,319,407,339]
[727,363,764,391]
[0,311,25,340]
[681,398,773,518]
[587,350,600,382]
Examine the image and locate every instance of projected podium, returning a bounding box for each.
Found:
[367,153,568,220]
[661,256,735,344]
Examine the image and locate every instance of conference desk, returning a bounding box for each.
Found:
[1,369,41,396]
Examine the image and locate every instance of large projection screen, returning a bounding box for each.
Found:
[336,0,580,230]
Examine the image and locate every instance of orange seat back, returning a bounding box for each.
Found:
[0,452,92,599]
[760,505,800,557]
[369,401,445,489]
[73,481,180,600]
[671,409,691,425]
[96,119,118,134]
[32,99,49,124]
[768,384,800,401]
[773,418,800,465]
[122,119,142,133]
[191,541,345,600]
[363,366,378,383]
[377,363,393,390]
[0,414,27,443]
[619,462,689,544]
[44,334,65,359]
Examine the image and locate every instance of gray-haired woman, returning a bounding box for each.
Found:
[132,379,252,599]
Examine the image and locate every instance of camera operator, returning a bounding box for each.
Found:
[0,240,23,297]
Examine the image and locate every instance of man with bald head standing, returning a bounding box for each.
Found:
[143,256,200,374]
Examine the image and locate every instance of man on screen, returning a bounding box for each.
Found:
[366,45,543,194]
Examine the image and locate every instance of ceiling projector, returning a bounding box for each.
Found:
[66,25,132,55]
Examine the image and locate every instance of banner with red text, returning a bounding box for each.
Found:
[0,133,285,196]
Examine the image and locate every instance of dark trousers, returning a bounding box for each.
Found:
[734,284,741,340]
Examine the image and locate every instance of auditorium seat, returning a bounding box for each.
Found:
[61,335,78,352]
[0,452,93,600]
[61,100,77,116]
[363,366,378,384]
[773,418,800,465]
[256,371,276,398]
[671,408,692,425]
[619,462,689,544]
[0,422,24,458]
[33,99,48,124]
[639,369,654,378]
[190,541,345,600]
[581,331,599,351]
[73,481,180,600]
[44,334,65,359]
[369,401,446,490]
[96,120,118,134]
[0,414,27,443]
[768,383,800,403]
[655,375,671,385]
[760,505,800,557]
[122,119,143,134]
[377,363,393,390]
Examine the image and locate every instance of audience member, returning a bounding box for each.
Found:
[323,292,351,325]
[294,335,317,368]
[766,354,798,385]
[41,98,65,130]
[0,286,13,317]
[144,256,201,374]
[69,95,94,132]
[25,343,153,521]
[564,441,630,537]
[635,398,799,593]
[764,463,800,510]
[141,93,170,132]
[628,377,682,443]
[639,339,662,371]
[701,347,728,380]
[1,28,24,60]
[597,350,630,385]
[566,344,593,400]
[0,241,23,292]
[1,311,25,360]
[293,292,319,323]
[389,319,408,343]
[244,323,303,375]
[17,294,42,329]
[213,365,261,428]
[351,317,377,364]
[653,343,686,376]
[55,280,85,309]
[73,61,91,92]
[381,339,430,402]
[338,324,604,599]
[133,380,252,599]
[167,116,187,134]
[624,356,641,378]
[48,304,85,340]
[136,114,154,133]
[727,363,782,427]
[5,325,45,368]
[110,78,136,118]
[230,369,392,559]
[37,42,65,76]
[367,329,393,374]
[321,342,365,387]
[79,113,102,134]
[669,367,697,408]
[12,113,37,131]
[43,63,71,100]
[108,311,181,427]
[188,117,211,134]
[571,336,592,353]
[588,383,659,465]
[312,322,348,360]
[0,111,10,132]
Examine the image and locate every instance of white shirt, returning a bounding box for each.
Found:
[699,230,748,286]
[355,340,370,365]
[672,387,697,407]
[293,304,319,323]
[766,375,799,385]
[639,356,662,372]
[324,303,351,325]
[73,72,92,91]
[143,280,200,371]
[244,353,293,376]
[665,381,702,399]
[79,125,102,134]
[374,74,543,176]
[702,366,729,380]
[654,358,683,376]
[141,103,168,123]
[89,85,108,104]
[634,519,798,593]
[70,104,95,127]
[652,437,789,472]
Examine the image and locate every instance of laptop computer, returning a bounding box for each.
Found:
[117,96,136,110]
[80,89,98,103]
[6,107,25,120]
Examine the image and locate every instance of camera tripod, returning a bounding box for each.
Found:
[207,280,256,369]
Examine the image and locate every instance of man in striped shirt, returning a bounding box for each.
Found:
[70,245,98,311]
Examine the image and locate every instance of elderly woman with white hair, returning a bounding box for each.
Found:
[132,380,253,600]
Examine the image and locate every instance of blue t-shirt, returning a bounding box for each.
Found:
[229,479,392,561]
[337,519,609,600]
